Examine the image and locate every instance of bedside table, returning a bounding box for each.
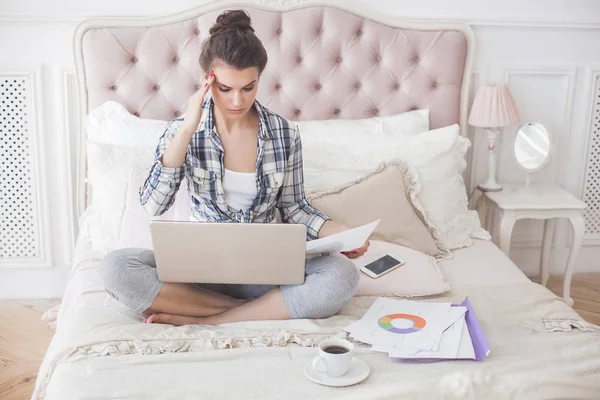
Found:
[477,184,586,306]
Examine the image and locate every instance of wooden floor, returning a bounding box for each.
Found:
[1,276,599,399]
[547,273,600,326]
[0,300,59,400]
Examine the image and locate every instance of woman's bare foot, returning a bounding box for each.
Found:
[145,312,210,326]
[143,297,256,325]
[144,291,287,326]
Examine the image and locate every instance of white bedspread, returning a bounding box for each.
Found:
[33,240,600,399]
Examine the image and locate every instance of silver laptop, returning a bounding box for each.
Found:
[149,221,307,285]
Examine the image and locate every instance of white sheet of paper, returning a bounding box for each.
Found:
[370,307,468,355]
[387,316,466,359]
[305,219,380,254]
[456,318,476,359]
[426,306,468,352]
[370,345,417,355]
[376,314,476,360]
[443,307,467,331]
[345,297,451,351]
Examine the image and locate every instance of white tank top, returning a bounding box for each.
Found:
[222,168,257,211]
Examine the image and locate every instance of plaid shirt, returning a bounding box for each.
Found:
[139,98,329,240]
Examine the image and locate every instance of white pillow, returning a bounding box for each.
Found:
[301,124,490,251]
[82,101,192,255]
[119,167,191,250]
[82,141,192,256]
[295,108,429,144]
[334,240,449,297]
[296,108,429,193]
[302,122,456,192]
[86,101,167,146]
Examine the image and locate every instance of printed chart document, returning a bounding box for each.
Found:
[305,219,380,254]
[347,297,490,362]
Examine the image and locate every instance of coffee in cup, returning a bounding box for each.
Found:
[322,345,349,355]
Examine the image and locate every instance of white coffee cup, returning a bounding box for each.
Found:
[312,338,354,377]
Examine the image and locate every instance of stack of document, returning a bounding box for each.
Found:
[344,297,490,361]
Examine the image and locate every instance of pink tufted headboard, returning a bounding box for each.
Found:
[74,0,474,215]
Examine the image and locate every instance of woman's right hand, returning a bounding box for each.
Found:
[182,70,215,132]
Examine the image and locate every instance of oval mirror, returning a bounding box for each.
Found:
[513,122,551,172]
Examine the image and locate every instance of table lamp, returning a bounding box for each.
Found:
[468,83,520,192]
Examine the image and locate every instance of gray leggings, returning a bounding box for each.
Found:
[99,248,360,319]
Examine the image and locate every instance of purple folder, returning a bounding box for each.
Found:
[390,297,491,362]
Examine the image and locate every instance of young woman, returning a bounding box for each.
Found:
[99,10,369,326]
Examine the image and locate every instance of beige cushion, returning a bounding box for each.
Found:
[307,161,444,257]
[335,240,449,297]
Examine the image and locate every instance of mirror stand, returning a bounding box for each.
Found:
[524,173,532,188]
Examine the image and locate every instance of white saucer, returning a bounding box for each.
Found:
[303,358,370,387]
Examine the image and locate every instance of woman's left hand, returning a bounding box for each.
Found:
[341,240,370,259]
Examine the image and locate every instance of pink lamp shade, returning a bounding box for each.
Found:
[468,84,520,128]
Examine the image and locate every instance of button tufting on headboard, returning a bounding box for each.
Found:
[79,5,469,128]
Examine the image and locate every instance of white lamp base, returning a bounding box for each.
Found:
[479,127,503,192]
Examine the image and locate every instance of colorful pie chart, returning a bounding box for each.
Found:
[378,313,427,334]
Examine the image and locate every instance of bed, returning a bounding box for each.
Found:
[33,1,600,398]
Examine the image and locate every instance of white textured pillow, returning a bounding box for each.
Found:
[302,124,490,251]
[82,101,192,255]
[86,101,167,146]
[334,240,449,297]
[297,110,429,187]
[302,123,455,192]
[119,168,191,250]
[295,108,429,143]
[83,141,191,256]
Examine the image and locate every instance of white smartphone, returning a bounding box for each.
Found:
[359,253,405,279]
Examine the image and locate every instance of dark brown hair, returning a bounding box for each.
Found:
[200,10,268,75]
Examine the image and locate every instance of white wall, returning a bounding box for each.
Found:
[1,0,599,298]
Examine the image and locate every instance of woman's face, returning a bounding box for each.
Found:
[207,62,259,120]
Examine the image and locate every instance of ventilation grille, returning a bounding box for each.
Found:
[584,75,600,237]
[0,76,41,260]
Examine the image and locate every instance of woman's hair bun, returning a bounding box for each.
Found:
[200,9,267,74]
[209,9,254,36]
